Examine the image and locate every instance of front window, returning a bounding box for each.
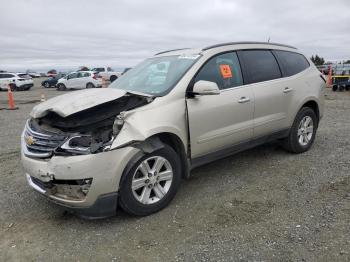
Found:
[109,54,200,96]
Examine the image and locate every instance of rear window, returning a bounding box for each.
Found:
[0,73,15,78]
[18,74,31,78]
[78,72,90,77]
[238,50,281,84]
[273,50,310,77]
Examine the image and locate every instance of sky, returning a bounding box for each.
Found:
[0,0,349,72]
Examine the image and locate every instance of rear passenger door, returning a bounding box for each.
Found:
[66,73,78,89]
[187,52,254,158]
[238,50,290,137]
[76,72,90,89]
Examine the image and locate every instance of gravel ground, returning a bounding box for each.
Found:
[0,80,349,261]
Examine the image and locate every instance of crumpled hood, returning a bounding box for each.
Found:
[31,88,127,118]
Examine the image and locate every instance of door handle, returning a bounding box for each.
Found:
[283,87,293,93]
[238,97,250,103]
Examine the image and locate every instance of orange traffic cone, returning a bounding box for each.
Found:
[7,84,18,110]
[326,65,332,88]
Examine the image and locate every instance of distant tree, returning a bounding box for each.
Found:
[344,60,350,64]
[310,55,325,66]
[78,66,89,71]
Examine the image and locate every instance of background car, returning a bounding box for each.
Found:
[56,71,102,90]
[91,67,121,82]
[26,71,41,78]
[47,69,57,77]
[41,73,66,88]
[0,72,34,91]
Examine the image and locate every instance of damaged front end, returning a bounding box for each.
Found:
[23,93,152,159]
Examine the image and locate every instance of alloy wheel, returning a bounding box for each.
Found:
[131,156,173,205]
[297,116,314,146]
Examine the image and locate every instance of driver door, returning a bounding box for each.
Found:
[186,52,254,159]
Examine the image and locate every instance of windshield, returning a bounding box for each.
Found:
[109,54,200,96]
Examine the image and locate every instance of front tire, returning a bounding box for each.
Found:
[282,107,318,153]
[110,75,117,82]
[44,82,50,88]
[119,144,182,216]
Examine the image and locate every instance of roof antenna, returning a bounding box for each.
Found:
[267,37,271,43]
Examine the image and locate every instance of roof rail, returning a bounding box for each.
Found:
[202,41,297,51]
[154,48,191,56]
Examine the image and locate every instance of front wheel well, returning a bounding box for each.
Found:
[152,133,189,179]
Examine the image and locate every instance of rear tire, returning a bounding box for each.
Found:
[57,83,66,91]
[282,107,318,153]
[119,144,182,216]
[110,75,117,82]
[86,83,95,89]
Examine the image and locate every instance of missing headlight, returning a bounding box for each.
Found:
[60,135,92,154]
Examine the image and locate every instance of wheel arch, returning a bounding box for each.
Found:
[120,132,189,180]
[292,97,320,126]
[300,100,320,125]
[137,133,189,179]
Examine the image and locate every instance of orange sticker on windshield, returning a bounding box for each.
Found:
[220,65,232,78]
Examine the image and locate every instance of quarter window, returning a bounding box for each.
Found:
[238,50,281,84]
[194,52,243,90]
[77,72,90,78]
[273,50,310,77]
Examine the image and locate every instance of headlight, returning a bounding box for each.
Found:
[60,135,92,154]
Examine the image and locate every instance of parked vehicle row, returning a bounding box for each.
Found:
[21,41,325,218]
[0,72,34,91]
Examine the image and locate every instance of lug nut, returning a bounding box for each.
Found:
[145,179,150,184]
[148,184,152,188]
[148,173,152,177]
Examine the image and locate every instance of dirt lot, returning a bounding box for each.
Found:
[0,79,349,261]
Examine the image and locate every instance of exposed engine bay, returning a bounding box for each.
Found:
[24,93,152,157]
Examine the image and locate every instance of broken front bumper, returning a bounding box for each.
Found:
[21,137,140,218]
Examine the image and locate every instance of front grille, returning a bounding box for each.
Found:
[23,120,66,158]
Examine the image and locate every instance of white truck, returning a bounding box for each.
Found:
[91,67,122,82]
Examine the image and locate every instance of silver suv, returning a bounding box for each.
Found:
[21,42,325,218]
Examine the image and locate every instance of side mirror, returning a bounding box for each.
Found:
[192,80,220,96]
